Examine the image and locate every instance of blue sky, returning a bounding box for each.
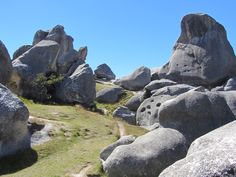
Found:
[1,0,235,77]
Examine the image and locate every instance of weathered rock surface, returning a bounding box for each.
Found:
[150,67,160,81]
[55,64,96,106]
[224,78,236,91]
[78,46,88,61]
[96,87,124,103]
[159,13,236,87]
[137,84,194,126]
[12,40,60,97]
[13,45,32,60]
[144,79,177,98]
[158,90,236,144]
[0,40,12,85]
[160,121,236,177]
[33,29,49,45]
[114,66,151,91]
[113,106,136,125]
[94,63,116,80]
[103,128,187,177]
[0,84,30,157]
[28,118,53,146]
[125,92,144,111]
[11,25,95,105]
[100,135,136,162]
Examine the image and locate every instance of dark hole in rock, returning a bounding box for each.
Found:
[147,105,151,109]
[154,113,158,118]
[156,103,161,107]
[140,107,146,112]
[147,111,151,115]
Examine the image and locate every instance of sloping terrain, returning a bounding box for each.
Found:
[0,84,146,177]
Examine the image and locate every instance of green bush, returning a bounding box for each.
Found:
[31,73,64,102]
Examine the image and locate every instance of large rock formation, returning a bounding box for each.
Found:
[158,90,236,144]
[103,128,187,177]
[136,84,194,126]
[160,121,236,177]
[0,40,12,85]
[159,14,236,87]
[0,84,30,157]
[94,63,116,80]
[114,66,151,91]
[11,25,95,105]
[55,64,96,106]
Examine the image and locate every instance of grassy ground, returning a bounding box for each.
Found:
[2,83,146,177]
[96,83,134,115]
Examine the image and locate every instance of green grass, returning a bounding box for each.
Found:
[96,83,114,92]
[2,86,146,177]
[96,83,135,115]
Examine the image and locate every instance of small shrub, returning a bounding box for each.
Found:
[31,73,64,103]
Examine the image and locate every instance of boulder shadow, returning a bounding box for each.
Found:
[0,121,46,175]
[0,148,38,175]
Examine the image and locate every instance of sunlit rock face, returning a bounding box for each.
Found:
[159,13,236,87]
[11,25,95,105]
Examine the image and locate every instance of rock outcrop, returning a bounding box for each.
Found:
[96,87,124,103]
[114,66,151,91]
[159,14,236,87]
[0,84,30,157]
[158,90,236,144]
[136,84,194,126]
[0,40,12,85]
[94,63,116,80]
[11,25,95,105]
[55,64,96,106]
[103,128,187,177]
[160,121,236,177]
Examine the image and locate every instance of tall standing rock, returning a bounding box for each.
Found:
[0,40,12,85]
[159,14,236,87]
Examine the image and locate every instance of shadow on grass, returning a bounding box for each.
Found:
[0,148,38,175]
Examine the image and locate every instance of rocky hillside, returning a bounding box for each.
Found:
[0,13,236,177]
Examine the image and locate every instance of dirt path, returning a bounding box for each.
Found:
[70,164,92,177]
[117,121,126,137]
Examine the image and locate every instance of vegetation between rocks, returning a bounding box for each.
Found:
[0,84,146,177]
